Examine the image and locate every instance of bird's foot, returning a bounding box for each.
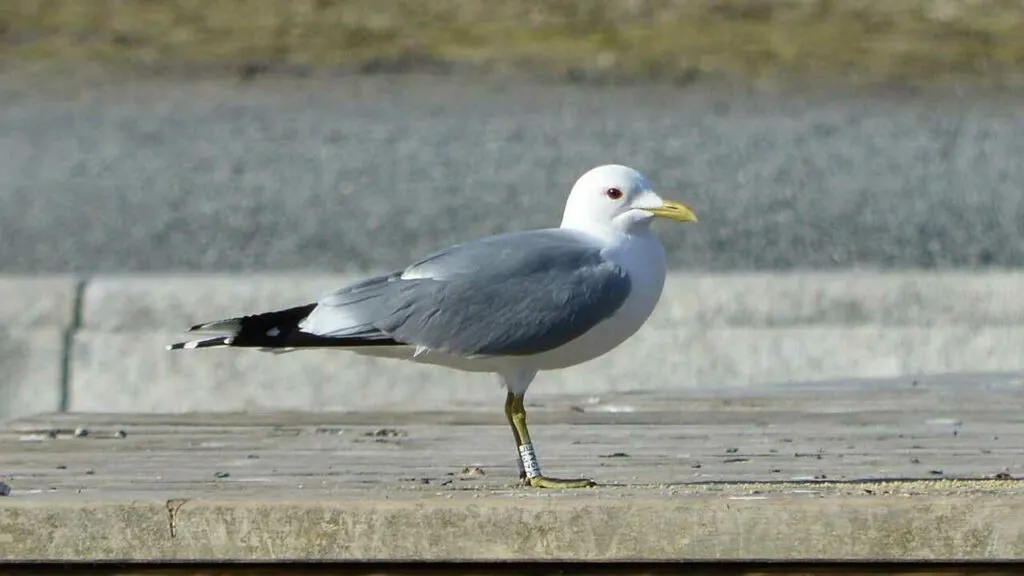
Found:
[523,475,596,489]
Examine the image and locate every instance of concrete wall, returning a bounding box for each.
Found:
[2,271,1023,421]
[0,277,77,421]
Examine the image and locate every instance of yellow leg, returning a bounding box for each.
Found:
[509,394,595,489]
[504,392,526,480]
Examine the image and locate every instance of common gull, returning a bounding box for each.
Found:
[169,164,697,488]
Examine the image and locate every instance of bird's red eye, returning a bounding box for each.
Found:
[605,187,623,200]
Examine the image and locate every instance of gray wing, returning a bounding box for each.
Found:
[299,229,632,357]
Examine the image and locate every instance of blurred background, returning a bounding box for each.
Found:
[1,0,1022,273]
[1,1,1024,419]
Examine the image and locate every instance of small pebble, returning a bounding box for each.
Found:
[73,427,89,438]
[598,452,630,459]
[213,471,230,479]
[459,466,486,477]
[994,472,1014,480]
[84,469,95,475]
[246,454,259,459]
[0,482,10,496]
[56,464,67,470]
[115,430,127,439]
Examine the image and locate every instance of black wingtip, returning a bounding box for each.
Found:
[172,303,404,351]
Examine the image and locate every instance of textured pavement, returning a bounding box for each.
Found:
[1,72,1023,273]
[6,374,1024,494]
[2,375,1024,561]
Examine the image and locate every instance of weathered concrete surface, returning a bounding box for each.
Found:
[0,277,76,420]
[0,276,78,328]
[58,271,1024,413]
[70,332,489,413]
[2,494,1022,561]
[5,272,1024,418]
[70,327,1024,413]
[2,374,1023,561]
[0,329,65,421]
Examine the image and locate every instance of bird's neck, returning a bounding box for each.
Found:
[559,219,654,245]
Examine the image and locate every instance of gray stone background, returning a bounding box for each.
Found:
[2,74,1022,274]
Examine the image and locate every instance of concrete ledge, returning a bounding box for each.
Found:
[0,329,65,420]
[82,274,345,332]
[3,495,1022,561]
[6,272,1024,418]
[70,332,490,413]
[0,277,77,420]
[3,376,1024,561]
[70,326,1024,413]
[0,276,78,328]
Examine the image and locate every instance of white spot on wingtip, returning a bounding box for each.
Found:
[184,341,200,349]
[266,327,281,337]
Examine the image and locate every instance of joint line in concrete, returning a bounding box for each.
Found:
[59,277,87,413]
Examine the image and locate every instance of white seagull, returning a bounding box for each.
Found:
[169,164,697,488]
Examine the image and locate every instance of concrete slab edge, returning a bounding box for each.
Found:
[0,276,81,421]
[3,271,1024,421]
[66,326,1024,413]
[1,494,1022,561]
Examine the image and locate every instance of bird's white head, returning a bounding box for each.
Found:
[560,164,698,236]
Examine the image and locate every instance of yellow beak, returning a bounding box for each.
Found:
[645,200,698,223]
